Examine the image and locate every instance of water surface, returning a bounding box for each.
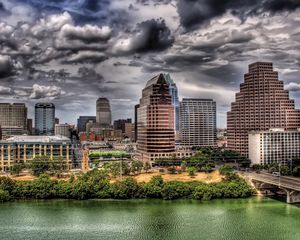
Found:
[0,198,299,240]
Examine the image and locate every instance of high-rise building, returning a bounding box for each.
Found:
[179,99,216,147]
[249,129,300,165]
[96,98,111,128]
[55,124,71,138]
[27,119,33,135]
[77,116,96,132]
[113,119,132,133]
[0,103,27,134]
[55,118,60,125]
[164,74,180,132]
[134,104,139,142]
[136,74,175,161]
[227,62,300,156]
[35,103,55,136]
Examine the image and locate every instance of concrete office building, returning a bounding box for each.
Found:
[55,124,71,138]
[249,129,300,165]
[77,116,96,132]
[227,62,300,156]
[96,98,111,128]
[35,103,55,136]
[0,103,28,135]
[180,99,217,147]
[136,74,175,161]
[0,135,72,172]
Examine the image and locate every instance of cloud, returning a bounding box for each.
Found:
[29,84,65,99]
[285,82,300,92]
[176,0,300,29]
[0,86,12,94]
[112,18,174,55]
[0,55,13,78]
[64,51,108,64]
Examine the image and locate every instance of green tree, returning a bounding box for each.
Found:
[30,156,51,176]
[0,189,10,202]
[144,162,151,172]
[280,166,290,176]
[167,167,176,174]
[50,158,68,178]
[131,161,144,175]
[219,164,234,176]
[293,166,300,177]
[187,167,197,177]
[11,162,25,176]
[181,161,187,172]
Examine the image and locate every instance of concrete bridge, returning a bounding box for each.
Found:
[247,172,300,204]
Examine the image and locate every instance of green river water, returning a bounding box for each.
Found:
[0,197,299,240]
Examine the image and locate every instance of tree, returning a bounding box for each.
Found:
[187,167,197,177]
[0,189,10,202]
[280,166,290,176]
[219,164,234,176]
[181,161,187,172]
[131,161,144,175]
[51,158,68,178]
[144,162,151,173]
[11,163,25,176]
[293,166,300,177]
[30,156,51,176]
[167,167,176,174]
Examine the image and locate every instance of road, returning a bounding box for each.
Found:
[245,172,300,191]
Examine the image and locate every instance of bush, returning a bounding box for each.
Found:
[142,176,164,198]
[167,167,177,174]
[110,177,140,199]
[219,165,234,176]
[0,189,10,202]
[187,167,197,177]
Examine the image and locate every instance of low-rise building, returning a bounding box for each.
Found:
[248,128,300,165]
[0,135,72,172]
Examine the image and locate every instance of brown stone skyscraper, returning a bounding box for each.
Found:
[137,74,175,161]
[227,62,300,156]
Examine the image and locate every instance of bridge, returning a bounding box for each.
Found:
[246,172,300,204]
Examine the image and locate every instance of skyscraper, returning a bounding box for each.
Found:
[77,116,96,132]
[0,103,27,130]
[113,119,132,133]
[136,74,175,161]
[180,99,216,147]
[35,103,55,136]
[227,62,300,156]
[96,98,111,128]
[164,74,180,132]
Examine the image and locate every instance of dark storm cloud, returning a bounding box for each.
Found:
[0,55,14,78]
[113,18,174,55]
[176,0,300,29]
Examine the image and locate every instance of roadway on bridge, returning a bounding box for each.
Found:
[246,172,300,191]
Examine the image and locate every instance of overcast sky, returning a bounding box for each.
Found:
[1,0,300,127]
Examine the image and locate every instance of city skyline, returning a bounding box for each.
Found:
[1,1,300,127]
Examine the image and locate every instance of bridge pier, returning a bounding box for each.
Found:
[285,190,300,204]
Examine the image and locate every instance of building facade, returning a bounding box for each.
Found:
[0,136,72,172]
[136,74,175,161]
[179,99,216,147]
[96,98,111,128]
[113,119,132,133]
[0,103,28,135]
[164,74,180,133]
[77,116,96,133]
[35,103,55,136]
[55,124,71,138]
[249,129,300,165]
[227,62,300,156]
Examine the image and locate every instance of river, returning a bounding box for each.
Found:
[0,197,299,240]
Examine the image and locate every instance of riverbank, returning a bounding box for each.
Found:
[0,169,255,202]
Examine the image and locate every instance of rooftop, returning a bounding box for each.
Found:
[0,135,71,143]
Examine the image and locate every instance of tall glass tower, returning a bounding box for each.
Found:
[96,98,112,128]
[35,103,55,136]
[164,74,180,132]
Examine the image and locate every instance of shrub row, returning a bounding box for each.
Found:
[0,170,255,202]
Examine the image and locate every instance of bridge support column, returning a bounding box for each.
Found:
[285,190,300,204]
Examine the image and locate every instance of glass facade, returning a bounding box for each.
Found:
[35,103,55,136]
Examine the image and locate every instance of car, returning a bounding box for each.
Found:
[272,172,280,177]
